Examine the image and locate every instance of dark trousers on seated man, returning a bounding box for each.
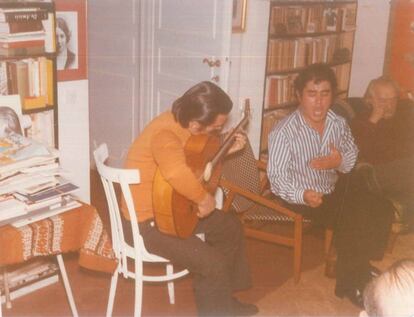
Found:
[371,156,414,226]
[138,209,252,316]
[283,171,393,295]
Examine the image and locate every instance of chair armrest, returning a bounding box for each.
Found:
[218,178,301,220]
[256,159,267,171]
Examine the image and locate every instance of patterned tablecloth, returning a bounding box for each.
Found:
[0,203,117,274]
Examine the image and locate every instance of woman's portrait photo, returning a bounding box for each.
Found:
[55,0,87,81]
[56,14,78,71]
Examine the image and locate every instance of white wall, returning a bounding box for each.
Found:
[349,0,391,97]
[58,80,90,202]
[230,0,269,157]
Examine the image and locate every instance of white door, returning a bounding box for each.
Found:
[139,0,233,127]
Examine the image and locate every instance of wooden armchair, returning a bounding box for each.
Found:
[218,140,332,283]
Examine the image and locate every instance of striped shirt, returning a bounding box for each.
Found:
[267,109,358,205]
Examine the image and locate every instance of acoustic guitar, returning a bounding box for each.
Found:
[152,100,251,238]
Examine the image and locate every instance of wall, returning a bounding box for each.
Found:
[58,80,90,202]
[230,0,269,157]
[348,0,391,97]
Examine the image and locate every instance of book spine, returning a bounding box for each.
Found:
[1,275,59,304]
[0,10,48,23]
[42,12,55,53]
[0,45,45,57]
[0,39,45,49]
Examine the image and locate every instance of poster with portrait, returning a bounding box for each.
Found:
[54,0,87,81]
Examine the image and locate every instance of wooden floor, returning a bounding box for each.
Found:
[2,170,341,316]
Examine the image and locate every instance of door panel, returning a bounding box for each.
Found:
[140,0,232,124]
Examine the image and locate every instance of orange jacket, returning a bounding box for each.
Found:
[124,112,207,222]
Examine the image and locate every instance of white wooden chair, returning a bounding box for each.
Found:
[93,143,189,317]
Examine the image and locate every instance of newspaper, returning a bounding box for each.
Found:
[0,131,58,180]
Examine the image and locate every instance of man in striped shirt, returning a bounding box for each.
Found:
[267,63,391,308]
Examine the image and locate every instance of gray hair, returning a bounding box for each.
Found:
[363,76,400,103]
[363,259,414,317]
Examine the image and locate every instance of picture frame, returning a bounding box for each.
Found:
[232,0,247,33]
[54,0,87,82]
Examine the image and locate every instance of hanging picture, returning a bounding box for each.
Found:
[54,0,87,81]
[232,0,247,33]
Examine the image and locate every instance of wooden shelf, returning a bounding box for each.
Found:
[260,0,357,155]
[0,1,58,148]
[269,29,355,39]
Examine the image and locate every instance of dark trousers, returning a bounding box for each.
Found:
[284,172,393,292]
[374,156,414,224]
[139,210,251,316]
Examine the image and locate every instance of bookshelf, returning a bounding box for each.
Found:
[260,0,357,159]
[0,0,57,148]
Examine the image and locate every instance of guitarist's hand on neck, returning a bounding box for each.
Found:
[226,132,247,156]
[197,193,216,218]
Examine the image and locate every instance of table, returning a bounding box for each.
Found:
[0,202,117,316]
[0,202,117,273]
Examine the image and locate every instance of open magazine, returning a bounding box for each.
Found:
[0,131,58,180]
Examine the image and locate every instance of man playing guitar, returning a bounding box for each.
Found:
[124,81,257,316]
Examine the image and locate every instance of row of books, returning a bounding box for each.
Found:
[264,63,350,110]
[264,73,297,109]
[0,131,80,227]
[0,57,54,110]
[266,32,353,73]
[270,3,357,35]
[0,6,55,55]
[0,260,58,296]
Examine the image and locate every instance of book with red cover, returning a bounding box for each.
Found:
[0,19,44,34]
[0,39,45,49]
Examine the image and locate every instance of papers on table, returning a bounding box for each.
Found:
[0,131,81,227]
[0,196,26,221]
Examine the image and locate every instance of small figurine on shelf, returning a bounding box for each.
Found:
[0,106,22,138]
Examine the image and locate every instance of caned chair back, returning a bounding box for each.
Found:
[218,138,305,282]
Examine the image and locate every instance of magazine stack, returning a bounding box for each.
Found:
[0,130,80,227]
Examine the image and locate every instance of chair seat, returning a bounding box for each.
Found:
[243,204,311,223]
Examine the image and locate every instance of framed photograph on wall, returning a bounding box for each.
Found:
[232,0,247,33]
[54,0,87,81]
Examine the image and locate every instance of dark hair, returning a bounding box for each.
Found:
[56,17,71,42]
[172,81,233,128]
[294,63,337,96]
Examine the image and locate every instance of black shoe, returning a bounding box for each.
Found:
[231,297,259,316]
[368,264,381,278]
[335,286,364,308]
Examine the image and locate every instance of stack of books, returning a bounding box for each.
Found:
[0,260,59,305]
[0,7,50,57]
[0,131,80,227]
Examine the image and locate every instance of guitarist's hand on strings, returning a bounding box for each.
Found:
[197,193,216,218]
[226,132,247,156]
